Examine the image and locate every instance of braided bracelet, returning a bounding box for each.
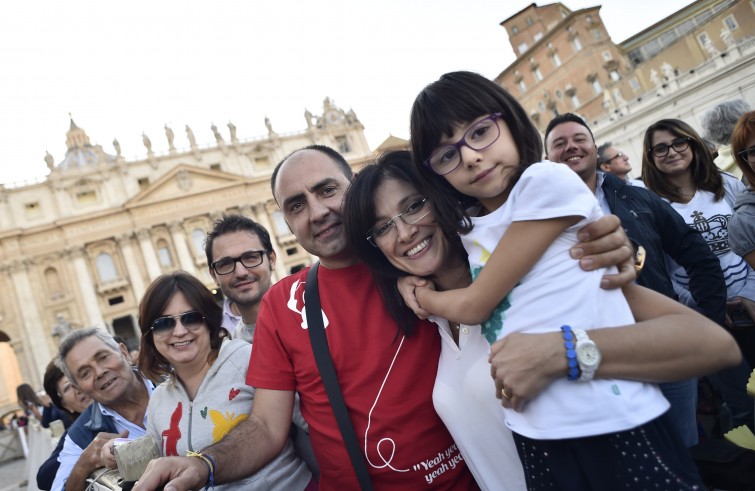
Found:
[187,450,215,490]
[561,325,580,381]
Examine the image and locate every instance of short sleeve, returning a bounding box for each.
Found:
[510,161,600,223]
[246,292,297,390]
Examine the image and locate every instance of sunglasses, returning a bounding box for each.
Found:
[150,311,205,337]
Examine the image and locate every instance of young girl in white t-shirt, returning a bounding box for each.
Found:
[402,71,705,489]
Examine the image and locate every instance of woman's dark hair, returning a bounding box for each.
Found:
[731,111,755,187]
[641,118,724,202]
[42,360,78,419]
[410,71,544,215]
[138,271,228,382]
[343,150,468,335]
[16,383,43,408]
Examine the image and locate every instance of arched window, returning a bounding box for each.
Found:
[96,253,118,282]
[191,228,206,256]
[44,267,64,299]
[272,210,290,236]
[156,239,174,268]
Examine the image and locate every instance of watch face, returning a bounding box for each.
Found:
[577,343,601,367]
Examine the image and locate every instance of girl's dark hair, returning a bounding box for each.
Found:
[410,70,544,217]
[731,111,755,187]
[16,383,43,408]
[343,150,468,335]
[138,271,228,382]
[641,118,724,202]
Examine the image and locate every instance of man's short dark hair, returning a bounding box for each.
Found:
[270,145,353,198]
[204,214,274,265]
[544,113,595,155]
[596,142,613,168]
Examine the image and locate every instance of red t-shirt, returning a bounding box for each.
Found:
[248,263,477,490]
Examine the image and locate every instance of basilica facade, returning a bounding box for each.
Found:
[0,99,372,409]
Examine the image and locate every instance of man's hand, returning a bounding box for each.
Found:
[489,331,564,412]
[81,432,122,472]
[133,456,208,491]
[571,214,635,289]
[99,430,128,470]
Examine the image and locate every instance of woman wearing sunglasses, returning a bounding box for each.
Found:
[730,111,755,270]
[138,271,314,490]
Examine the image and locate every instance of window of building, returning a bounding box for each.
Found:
[660,30,677,47]
[697,32,710,49]
[335,135,351,153]
[643,38,662,58]
[209,163,221,171]
[255,156,270,167]
[156,239,173,268]
[602,51,612,61]
[751,0,755,12]
[723,15,738,31]
[571,94,581,109]
[695,10,713,26]
[627,48,644,66]
[534,32,543,42]
[518,42,529,55]
[609,70,620,81]
[533,68,543,81]
[96,253,118,282]
[555,89,563,99]
[551,53,561,67]
[108,296,124,306]
[511,25,519,34]
[592,28,602,40]
[75,190,97,205]
[526,17,533,26]
[24,201,41,218]
[629,77,641,92]
[45,267,64,300]
[572,36,582,52]
[677,19,695,36]
[518,79,527,93]
[591,78,602,94]
[538,101,546,111]
[272,210,291,236]
[137,177,149,191]
[191,228,205,256]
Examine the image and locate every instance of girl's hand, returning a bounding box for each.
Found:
[725,297,755,329]
[397,276,432,319]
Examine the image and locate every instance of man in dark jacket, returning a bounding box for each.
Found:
[544,113,727,447]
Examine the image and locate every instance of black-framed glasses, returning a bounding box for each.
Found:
[367,197,431,247]
[737,146,755,165]
[151,311,206,338]
[424,113,502,175]
[601,151,625,164]
[211,250,266,275]
[650,138,691,158]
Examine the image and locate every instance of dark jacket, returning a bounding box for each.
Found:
[36,403,116,491]
[601,173,727,325]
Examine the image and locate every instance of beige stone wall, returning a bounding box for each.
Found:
[0,100,373,402]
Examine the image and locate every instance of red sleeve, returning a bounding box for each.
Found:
[246,289,297,390]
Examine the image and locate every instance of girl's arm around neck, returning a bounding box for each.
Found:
[416,216,580,325]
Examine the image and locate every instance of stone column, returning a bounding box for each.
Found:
[67,247,106,330]
[136,228,163,280]
[249,203,288,282]
[116,233,147,303]
[168,221,197,274]
[6,260,52,380]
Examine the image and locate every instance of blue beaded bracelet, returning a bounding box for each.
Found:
[561,325,580,381]
[187,450,215,490]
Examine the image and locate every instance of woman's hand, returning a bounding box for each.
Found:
[397,276,434,319]
[725,297,755,329]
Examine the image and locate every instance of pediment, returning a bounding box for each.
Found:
[125,164,248,208]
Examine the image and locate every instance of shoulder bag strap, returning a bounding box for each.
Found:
[304,263,373,491]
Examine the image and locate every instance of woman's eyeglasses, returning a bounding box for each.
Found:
[650,138,691,158]
[150,311,206,337]
[367,197,431,247]
[737,146,755,165]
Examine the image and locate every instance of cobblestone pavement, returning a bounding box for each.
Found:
[0,457,28,491]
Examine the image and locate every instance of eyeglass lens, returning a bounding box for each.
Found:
[368,198,430,244]
[212,250,264,275]
[652,138,689,158]
[151,311,205,336]
[739,147,755,164]
[428,115,501,174]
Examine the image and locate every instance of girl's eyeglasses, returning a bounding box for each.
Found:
[424,113,502,175]
[150,311,206,338]
[650,137,691,158]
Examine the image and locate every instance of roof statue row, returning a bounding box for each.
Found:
[44,97,360,171]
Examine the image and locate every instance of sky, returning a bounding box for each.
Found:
[0,0,694,185]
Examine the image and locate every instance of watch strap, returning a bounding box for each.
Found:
[573,328,599,382]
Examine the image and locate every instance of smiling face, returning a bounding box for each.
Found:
[371,177,451,277]
[210,230,275,310]
[274,149,356,269]
[65,336,135,406]
[56,375,91,414]
[152,291,211,375]
[545,121,598,186]
[437,115,521,212]
[650,129,693,177]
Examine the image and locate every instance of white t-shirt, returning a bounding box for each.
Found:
[664,185,755,302]
[431,317,526,491]
[461,161,668,439]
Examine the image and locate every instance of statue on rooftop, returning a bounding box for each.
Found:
[228,121,237,142]
[44,151,54,171]
[112,138,121,157]
[186,125,197,149]
[211,123,224,144]
[720,26,736,49]
[165,124,175,151]
[142,132,153,153]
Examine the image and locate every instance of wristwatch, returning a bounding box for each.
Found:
[573,329,601,382]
